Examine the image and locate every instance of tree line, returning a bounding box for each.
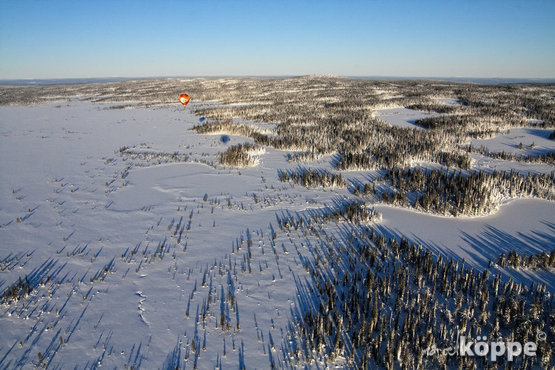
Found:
[278,167,346,188]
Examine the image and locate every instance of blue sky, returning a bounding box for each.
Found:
[1,0,554,79]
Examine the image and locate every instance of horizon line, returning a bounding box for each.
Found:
[1,75,554,86]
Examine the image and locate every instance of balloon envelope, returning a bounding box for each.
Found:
[179,94,191,106]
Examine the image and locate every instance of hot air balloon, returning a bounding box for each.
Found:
[179,94,191,106]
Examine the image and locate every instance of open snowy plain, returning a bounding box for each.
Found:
[0,77,553,368]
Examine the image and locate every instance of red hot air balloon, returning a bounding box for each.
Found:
[179,94,191,106]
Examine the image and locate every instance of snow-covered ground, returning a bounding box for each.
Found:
[471,127,554,156]
[0,101,553,368]
[470,152,555,175]
[433,97,459,106]
[373,107,442,129]
[375,199,555,290]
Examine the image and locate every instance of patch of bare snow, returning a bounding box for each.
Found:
[373,107,443,129]
[471,127,555,156]
[434,97,460,106]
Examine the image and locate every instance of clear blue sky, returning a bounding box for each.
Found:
[1,0,554,79]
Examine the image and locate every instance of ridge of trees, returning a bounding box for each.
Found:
[220,143,259,167]
[276,200,381,228]
[494,249,555,270]
[278,167,346,188]
[358,168,554,216]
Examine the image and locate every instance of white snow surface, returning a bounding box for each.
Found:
[471,127,555,157]
[0,101,553,368]
[434,97,459,106]
[373,107,442,129]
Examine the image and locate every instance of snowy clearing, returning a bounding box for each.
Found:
[471,127,555,156]
[373,107,443,129]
